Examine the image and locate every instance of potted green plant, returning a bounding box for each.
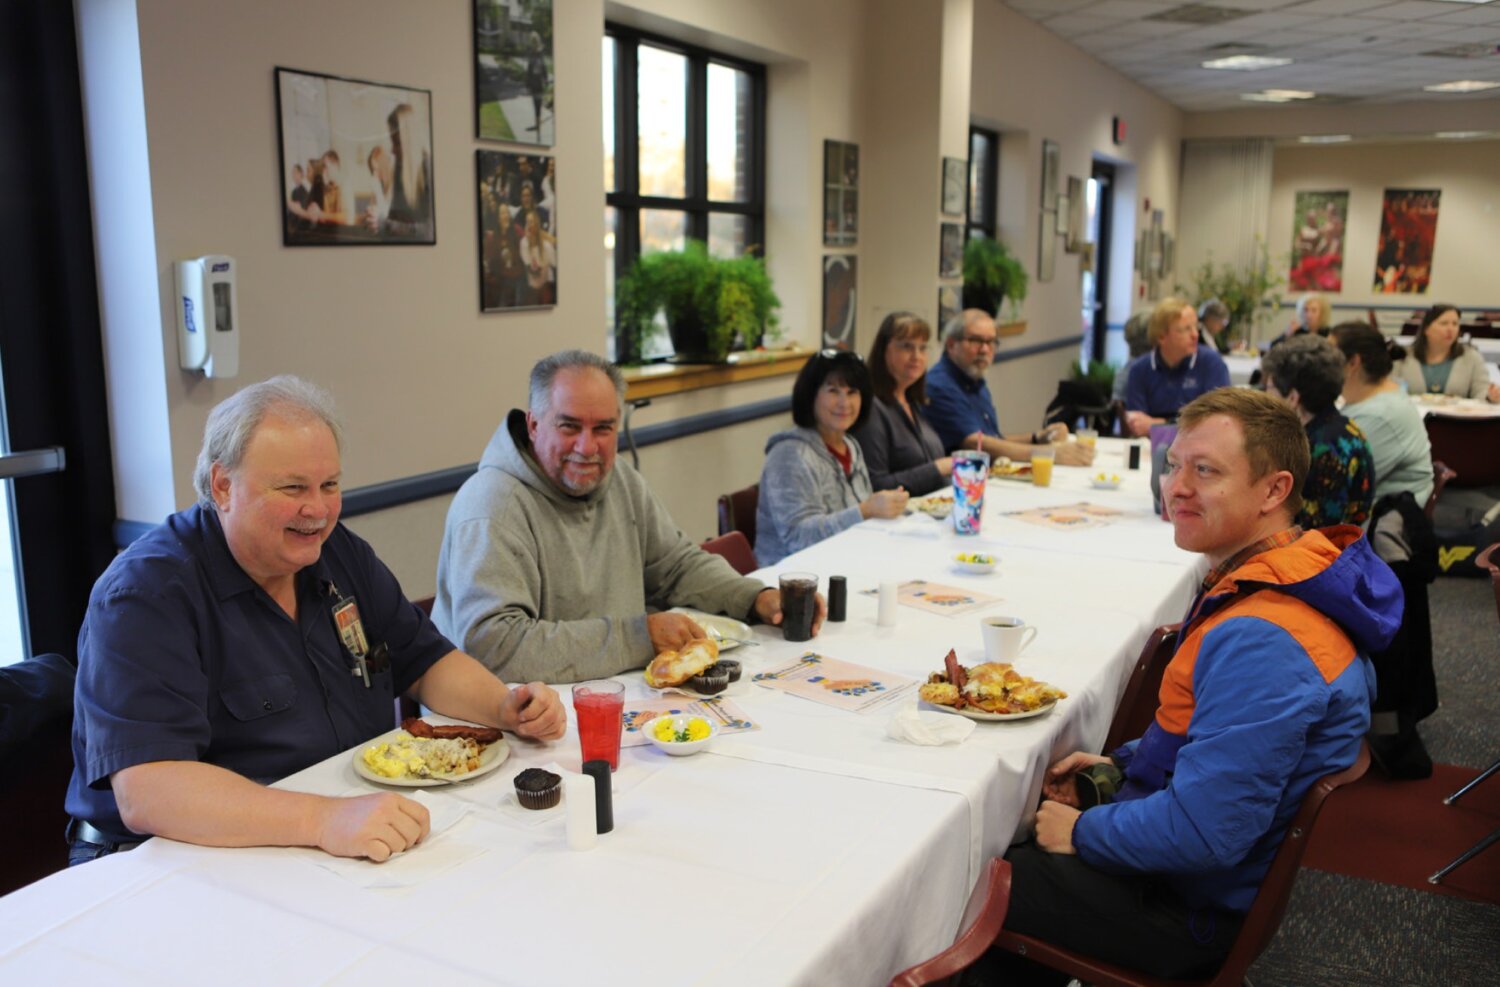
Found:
[615,240,781,364]
[1179,239,1283,348]
[961,236,1028,323]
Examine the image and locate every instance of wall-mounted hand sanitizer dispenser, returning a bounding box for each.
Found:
[175,255,239,378]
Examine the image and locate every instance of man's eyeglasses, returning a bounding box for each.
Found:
[961,335,998,349]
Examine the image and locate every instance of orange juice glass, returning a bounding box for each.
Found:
[1031,446,1055,487]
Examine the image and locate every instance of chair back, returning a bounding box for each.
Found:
[1478,542,1500,624]
[700,530,758,576]
[1103,623,1180,753]
[1424,417,1500,488]
[888,857,1012,987]
[0,653,77,895]
[988,743,1370,987]
[1424,460,1457,519]
[717,483,760,546]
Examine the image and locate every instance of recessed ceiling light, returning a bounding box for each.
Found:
[1436,130,1493,138]
[1424,80,1500,93]
[1241,89,1316,102]
[1203,55,1292,70]
[1430,1,1492,5]
[1299,134,1352,143]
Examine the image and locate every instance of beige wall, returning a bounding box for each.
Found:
[82,0,1194,592]
[1268,138,1500,315]
[969,0,1184,431]
[1185,99,1500,142]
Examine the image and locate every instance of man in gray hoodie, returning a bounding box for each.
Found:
[435,350,807,683]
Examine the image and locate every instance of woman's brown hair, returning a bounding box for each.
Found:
[867,312,934,404]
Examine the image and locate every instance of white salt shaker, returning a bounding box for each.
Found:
[877,581,898,627]
[565,773,597,851]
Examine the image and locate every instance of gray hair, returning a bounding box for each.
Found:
[192,375,343,507]
[1260,333,1344,415]
[943,308,993,344]
[1198,298,1229,324]
[528,349,625,417]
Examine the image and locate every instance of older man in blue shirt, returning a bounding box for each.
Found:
[925,309,1094,466]
[67,376,566,865]
[1123,296,1231,437]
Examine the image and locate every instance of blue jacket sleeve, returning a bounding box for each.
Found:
[1073,617,1328,874]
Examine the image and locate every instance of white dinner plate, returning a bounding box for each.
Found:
[921,699,1057,722]
[668,608,752,651]
[353,726,511,787]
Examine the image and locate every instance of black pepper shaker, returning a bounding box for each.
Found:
[828,575,847,622]
[1128,444,1142,470]
[582,759,614,834]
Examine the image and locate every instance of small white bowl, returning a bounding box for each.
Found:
[1090,474,1123,491]
[953,553,998,574]
[640,714,719,756]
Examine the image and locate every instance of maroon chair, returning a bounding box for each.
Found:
[989,743,1370,987]
[699,530,758,576]
[1103,623,1181,753]
[888,857,1012,987]
[1424,416,1500,488]
[716,483,760,547]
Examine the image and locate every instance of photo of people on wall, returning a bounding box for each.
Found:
[1288,189,1348,292]
[474,0,554,145]
[277,68,435,246]
[478,149,557,311]
[1373,188,1440,294]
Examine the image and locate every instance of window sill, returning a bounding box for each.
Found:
[622,347,812,400]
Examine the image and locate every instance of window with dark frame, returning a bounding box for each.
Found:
[966,126,999,243]
[604,25,767,360]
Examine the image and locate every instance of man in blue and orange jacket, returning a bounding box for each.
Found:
[994,388,1402,984]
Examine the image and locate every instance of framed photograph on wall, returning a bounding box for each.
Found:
[824,140,859,246]
[938,285,960,330]
[474,0,554,144]
[1373,188,1440,294]
[822,255,857,350]
[1037,139,1059,281]
[1288,190,1349,292]
[276,68,435,246]
[477,149,557,311]
[940,223,963,278]
[942,157,967,216]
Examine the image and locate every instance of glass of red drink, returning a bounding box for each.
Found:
[572,680,625,771]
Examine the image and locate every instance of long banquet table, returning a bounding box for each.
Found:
[0,439,1202,986]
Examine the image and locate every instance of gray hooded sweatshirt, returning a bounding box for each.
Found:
[754,427,872,566]
[434,410,765,683]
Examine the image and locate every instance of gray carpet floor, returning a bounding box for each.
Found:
[1246,576,1500,987]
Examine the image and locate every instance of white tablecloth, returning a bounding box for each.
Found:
[0,440,1200,986]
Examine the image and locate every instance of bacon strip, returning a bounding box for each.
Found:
[402,717,503,745]
[943,649,967,690]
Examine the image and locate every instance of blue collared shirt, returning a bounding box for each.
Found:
[923,352,1003,452]
[1124,343,1231,420]
[67,505,453,841]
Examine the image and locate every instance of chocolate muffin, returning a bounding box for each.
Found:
[689,663,730,695]
[513,767,562,810]
[717,659,742,683]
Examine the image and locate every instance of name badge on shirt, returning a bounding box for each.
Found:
[329,586,371,688]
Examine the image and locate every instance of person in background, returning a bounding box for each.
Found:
[756,350,909,565]
[67,377,566,865]
[1397,303,1500,403]
[1266,293,1332,352]
[1111,309,1154,405]
[1197,298,1232,355]
[1260,334,1374,529]
[1123,296,1231,437]
[435,351,807,684]
[1333,324,1433,507]
[849,312,952,496]
[988,388,1399,984]
[925,310,1093,465]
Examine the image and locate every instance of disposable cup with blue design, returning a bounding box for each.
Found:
[951,450,990,535]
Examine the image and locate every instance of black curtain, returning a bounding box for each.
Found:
[0,0,118,658]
